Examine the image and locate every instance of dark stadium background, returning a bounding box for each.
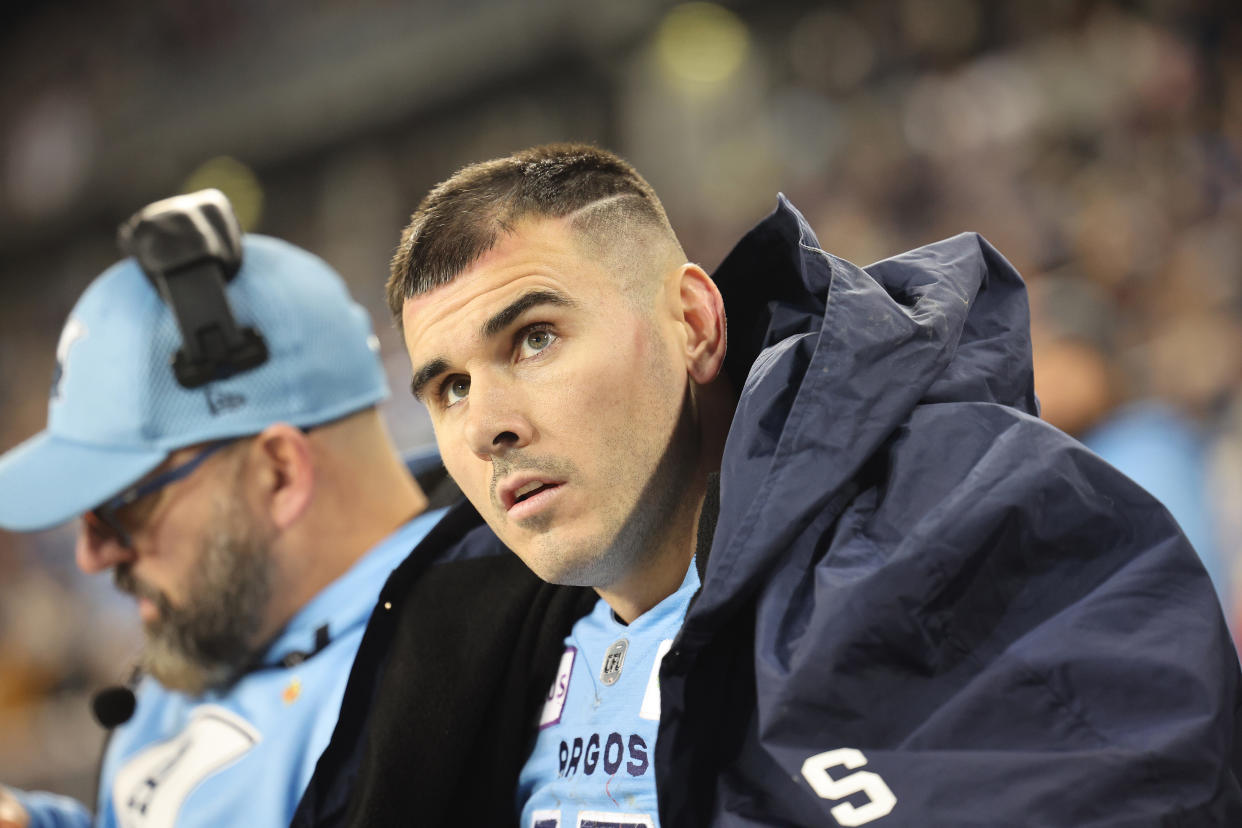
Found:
[2,0,1240,803]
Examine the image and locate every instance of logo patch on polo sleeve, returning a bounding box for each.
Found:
[113,705,260,828]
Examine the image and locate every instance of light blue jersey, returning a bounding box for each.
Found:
[518,561,699,828]
[16,508,445,828]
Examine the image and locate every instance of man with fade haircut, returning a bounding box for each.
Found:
[0,190,466,828]
[294,144,1242,827]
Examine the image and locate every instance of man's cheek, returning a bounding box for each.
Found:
[440,453,486,511]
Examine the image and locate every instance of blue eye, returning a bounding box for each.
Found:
[442,376,470,406]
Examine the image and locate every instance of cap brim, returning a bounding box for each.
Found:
[0,431,166,532]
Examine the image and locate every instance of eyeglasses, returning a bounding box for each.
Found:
[87,440,236,548]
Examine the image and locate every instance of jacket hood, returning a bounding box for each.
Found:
[689,196,1039,633]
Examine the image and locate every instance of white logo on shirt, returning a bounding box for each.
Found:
[539,648,576,728]
[113,705,260,828]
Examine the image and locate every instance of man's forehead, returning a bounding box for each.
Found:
[461,214,579,281]
[401,223,598,343]
[402,272,571,341]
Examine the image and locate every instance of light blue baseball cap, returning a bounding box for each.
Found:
[0,234,389,532]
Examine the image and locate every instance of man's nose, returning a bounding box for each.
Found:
[463,379,533,461]
[75,519,136,574]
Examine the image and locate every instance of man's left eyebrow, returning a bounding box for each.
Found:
[480,289,576,339]
[409,357,449,401]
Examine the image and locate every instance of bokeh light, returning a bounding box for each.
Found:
[180,156,264,231]
[655,3,750,92]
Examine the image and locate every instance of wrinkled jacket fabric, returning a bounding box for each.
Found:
[658,197,1242,825]
[295,198,1242,827]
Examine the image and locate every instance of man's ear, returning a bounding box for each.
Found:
[248,424,315,531]
[677,263,727,385]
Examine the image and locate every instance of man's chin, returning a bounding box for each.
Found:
[515,536,618,588]
[140,637,237,696]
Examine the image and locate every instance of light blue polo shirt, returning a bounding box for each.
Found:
[16,508,445,828]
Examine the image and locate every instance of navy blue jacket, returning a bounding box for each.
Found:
[294,198,1241,827]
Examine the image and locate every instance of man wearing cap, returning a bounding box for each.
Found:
[0,191,454,827]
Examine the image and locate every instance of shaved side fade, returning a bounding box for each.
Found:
[387,143,683,324]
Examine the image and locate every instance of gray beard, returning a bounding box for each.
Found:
[116,495,274,696]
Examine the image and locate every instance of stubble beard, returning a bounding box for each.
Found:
[115,495,274,696]
[503,381,702,591]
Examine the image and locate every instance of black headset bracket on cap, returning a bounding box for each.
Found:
[117,188,269,389]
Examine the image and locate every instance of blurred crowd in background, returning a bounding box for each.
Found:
[2,0,1240,802]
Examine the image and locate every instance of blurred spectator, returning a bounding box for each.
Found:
[1032,275,1231,615]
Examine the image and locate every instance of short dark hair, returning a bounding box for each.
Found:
[387,143,677,323]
